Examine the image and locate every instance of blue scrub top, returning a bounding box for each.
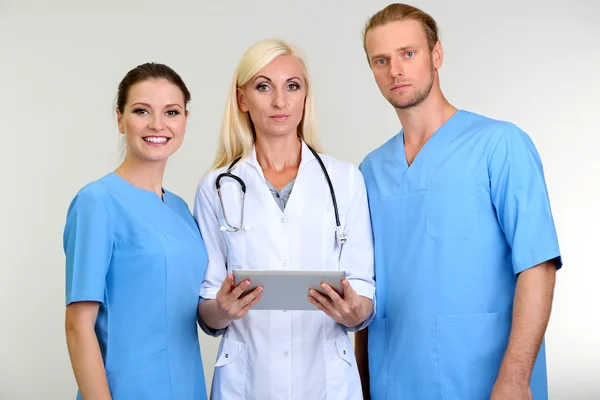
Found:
[64,173,209,400]
[359,110,562,400]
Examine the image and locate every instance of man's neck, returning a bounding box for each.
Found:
[396,90,458,147]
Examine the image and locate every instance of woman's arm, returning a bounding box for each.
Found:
[65,301,111,400]
[198,274,263,330]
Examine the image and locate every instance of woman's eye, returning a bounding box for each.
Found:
[257,83,269,92]
[166,110,180,116]
[133,108,148,115]
[288,83,300,90]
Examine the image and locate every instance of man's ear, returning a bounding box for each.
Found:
[432,40,443,70]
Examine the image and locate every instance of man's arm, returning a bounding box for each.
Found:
[491,259,557,399]
[355,328,371,400]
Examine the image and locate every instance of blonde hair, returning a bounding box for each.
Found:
[211,39,321,170]
[362,3,439,59]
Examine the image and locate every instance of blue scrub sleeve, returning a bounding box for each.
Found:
[488,124,562,274]
[64,191,113,305]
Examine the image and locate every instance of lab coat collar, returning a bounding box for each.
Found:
[244,139,316,171]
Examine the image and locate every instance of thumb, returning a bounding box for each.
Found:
[342,279,355,297]
[220,274,234,293]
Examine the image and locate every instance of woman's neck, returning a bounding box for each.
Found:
[114,155,166,199]
[255,134,302,173]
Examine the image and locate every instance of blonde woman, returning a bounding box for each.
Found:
[193,39,375,399]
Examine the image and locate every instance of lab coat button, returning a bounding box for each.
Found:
[225,353,229,358]
[282,262,287,267]
[280,218,285,223]
[284,351,288,356]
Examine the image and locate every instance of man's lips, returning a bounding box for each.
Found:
[391,83,411,91]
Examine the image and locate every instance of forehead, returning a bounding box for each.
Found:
[254,55,305,80]
[365,19,429,56]
[127,79,185,105]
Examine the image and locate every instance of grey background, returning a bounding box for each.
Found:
[1,0,598,398]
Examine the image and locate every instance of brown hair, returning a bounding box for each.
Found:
[363,3,439,55]
[116,62,191,113]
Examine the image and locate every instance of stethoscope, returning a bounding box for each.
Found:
[215,144,347,245]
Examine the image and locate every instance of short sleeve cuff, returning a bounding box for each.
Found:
[66,289,105,306]
[514,250,562,275]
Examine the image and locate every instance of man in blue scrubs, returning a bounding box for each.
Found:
[355,4,562,400]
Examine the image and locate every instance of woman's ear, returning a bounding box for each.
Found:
[116,108,125,134]
[237,88,248,112]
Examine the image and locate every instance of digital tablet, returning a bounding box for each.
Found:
[232,269,346,311]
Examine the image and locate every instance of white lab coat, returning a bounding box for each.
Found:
[193,141,375,400]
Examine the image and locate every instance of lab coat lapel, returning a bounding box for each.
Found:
[243,146,286,218]
[242,142,317,218]
[282,141,317,217]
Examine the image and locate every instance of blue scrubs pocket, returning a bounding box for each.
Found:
[108,349,171,399]
[426,188,477,240]
[435,311,511,400]
[368,318,388,400]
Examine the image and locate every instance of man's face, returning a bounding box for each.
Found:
[365,19,441,110]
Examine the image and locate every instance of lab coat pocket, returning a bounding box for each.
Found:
[436,311,512,400]
[325,335,361,400]
[426,187,477,240]
[107,349,170,400]
[211,338,248,400]
[368,318,388,399]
